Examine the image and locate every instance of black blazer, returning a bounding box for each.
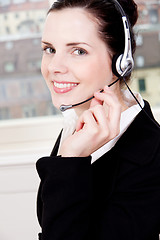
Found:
[36,101,160,240]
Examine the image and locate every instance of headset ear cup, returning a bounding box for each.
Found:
[112,54,122,78]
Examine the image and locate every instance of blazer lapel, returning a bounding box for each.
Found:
[50,130,62,156]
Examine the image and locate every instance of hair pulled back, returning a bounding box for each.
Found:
[48,0,138,84]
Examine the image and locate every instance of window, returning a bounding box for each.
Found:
[138,79,146,92]
[0,108,10,120]
[136,56,145,68]
[136,34,143,46]
[6,26,10,34]
[4,62,15,73]
[28,60,41,71]
[5,41,14,50]
[26,12,29,18]
[4,15,8,20]
[22,105,36,118]
[20,82,33,98]
[0,84,7,100]
[47,102,60,115]
[17,20,38,34]
[15,13,19,18]
[149,9,159,24]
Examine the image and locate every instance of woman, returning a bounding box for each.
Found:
[36,0,160,239]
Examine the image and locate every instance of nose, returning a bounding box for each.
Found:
[47,53,68,74]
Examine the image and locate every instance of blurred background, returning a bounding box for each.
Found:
[0,0,160,239]
[0,0,160,121]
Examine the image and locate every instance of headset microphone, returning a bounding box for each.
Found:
[59,0,134,112]
[59,0,159,129]
[59,76,121,112]
[59,67,130,112]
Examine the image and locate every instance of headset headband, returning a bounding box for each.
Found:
[111,0,134,77]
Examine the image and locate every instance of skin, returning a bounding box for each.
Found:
[41,8,128,157]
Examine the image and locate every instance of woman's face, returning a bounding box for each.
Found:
[41,8,113,115]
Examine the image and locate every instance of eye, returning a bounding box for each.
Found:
[42,47,56,54]
[73,48,87,56]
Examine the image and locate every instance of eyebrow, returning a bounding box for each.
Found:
[66,42,91,47]
[42,41,91,48]
[42,41,53,47]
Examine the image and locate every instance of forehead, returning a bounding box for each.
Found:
[42,8,100,43]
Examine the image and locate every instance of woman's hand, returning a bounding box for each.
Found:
[59,86,122,157]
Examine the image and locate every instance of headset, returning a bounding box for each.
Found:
[111,0,134,78]
[60,0,134,112]
[59,0,160,129]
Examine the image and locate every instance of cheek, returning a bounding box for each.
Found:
[41,57,47,78]
[41,57,52,91]
[77,58,112,86]
[92,56,113,84]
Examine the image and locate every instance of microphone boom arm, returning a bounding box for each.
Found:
[59,67,131,112]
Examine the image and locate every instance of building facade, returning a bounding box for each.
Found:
[0,0,59,120]
[132,0,160,107]
[0,0,160,120]
[0,0,49,36]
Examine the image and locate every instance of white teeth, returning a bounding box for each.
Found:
[54,82,78,89]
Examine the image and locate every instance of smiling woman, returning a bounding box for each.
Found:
[41,8,113,114]
[36,1,160,240]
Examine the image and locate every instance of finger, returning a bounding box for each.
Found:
[104,86,121,129]
[94,87,121,135]
[90,97,103,108]
[94,86,121,112]
[76,110,97,132]
[89,104,109,130]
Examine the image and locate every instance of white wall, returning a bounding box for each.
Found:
[0,116,63,240]
[0,109,159,240]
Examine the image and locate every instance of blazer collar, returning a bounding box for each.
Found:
[50,101,160,166]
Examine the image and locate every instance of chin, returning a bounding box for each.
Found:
[51,97,61,110]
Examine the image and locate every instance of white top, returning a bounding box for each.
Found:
[58,90,144,163]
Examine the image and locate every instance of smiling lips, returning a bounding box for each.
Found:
[53,81,78,93]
